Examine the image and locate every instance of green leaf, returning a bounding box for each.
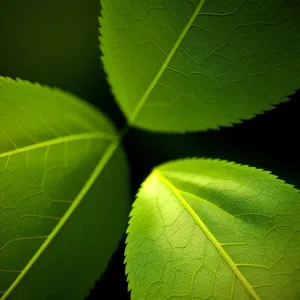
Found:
[0,77,130,299]
[100,0,300,133]
[125,158,300,299]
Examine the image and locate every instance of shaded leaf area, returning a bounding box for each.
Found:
[101,0,300,132]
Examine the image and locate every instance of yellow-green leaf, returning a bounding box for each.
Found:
[100,0,300,132]
[0,77,130,299]
[125,158,300,299]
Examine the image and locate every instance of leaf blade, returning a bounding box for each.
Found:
[125,158,300,299]
[0,77,130,299]
[100,0,300,132]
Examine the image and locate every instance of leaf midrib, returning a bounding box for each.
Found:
[155,170,261,300]
[128,0,206,123]
[0,134,120,300]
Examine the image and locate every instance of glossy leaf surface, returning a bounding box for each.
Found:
[0,77,130,299]
[126,158,300,299]
[100,0,300,132]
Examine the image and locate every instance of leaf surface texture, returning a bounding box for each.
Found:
[0,77,130,299]
[125,158,300,299]
[100,0,300,132]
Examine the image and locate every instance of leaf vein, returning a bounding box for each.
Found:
[129,0,206,123]
[0,135,121,299]
[0,132,115,159]
[155,170,261,300]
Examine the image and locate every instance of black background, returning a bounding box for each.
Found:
[0,1,299,299]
